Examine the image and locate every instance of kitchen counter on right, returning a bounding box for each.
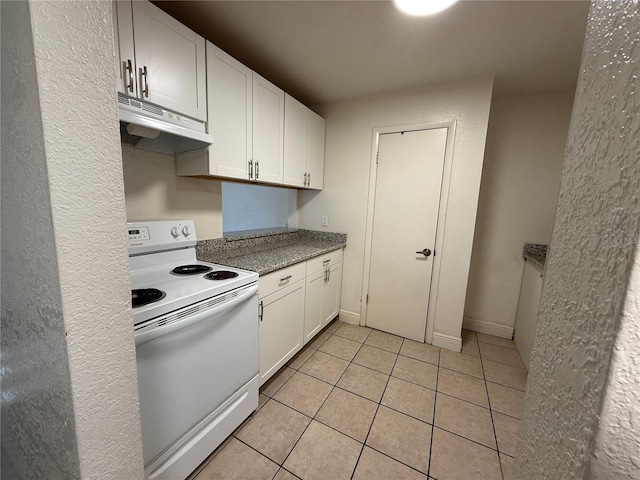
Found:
[523,243,548,269]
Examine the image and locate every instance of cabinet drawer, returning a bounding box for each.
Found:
[259,262,306,298]
[306,249,343,275]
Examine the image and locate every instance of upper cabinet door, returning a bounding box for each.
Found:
[131,1,206,121]
[207,43,253,180]
[306,110,326,190]
[283,94,308,188]
[113,1,136,96]
[252,73,284,185]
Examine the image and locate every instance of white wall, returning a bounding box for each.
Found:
[122,146,223,239]
[299,77,493,342]
[517,0,640,477]
[1,2,81,477]
[4,1,145,479]
[589,243,640,479]
[222,182,297,232]
[464,92,574,332]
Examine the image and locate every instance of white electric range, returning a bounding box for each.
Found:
[128,220,259,480]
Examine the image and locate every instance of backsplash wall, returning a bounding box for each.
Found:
[121,145,223,239]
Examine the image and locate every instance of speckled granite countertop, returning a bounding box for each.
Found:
[523,243,548,269]
[196,229,346,275]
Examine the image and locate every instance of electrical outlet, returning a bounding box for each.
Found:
[321,215,329,227]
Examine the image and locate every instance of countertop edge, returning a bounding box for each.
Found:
[254,244,345,276]
[197,241,346,276]
[523,243,548,270]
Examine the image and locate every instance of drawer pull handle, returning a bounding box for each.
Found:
[323,260,331,266]
[280,275,292,282]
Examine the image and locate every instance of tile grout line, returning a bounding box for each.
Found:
[277,324,374,477]
[349,335,405,480]
[239,321,343,478]
[426,345,441,479]
[479,341,506,480]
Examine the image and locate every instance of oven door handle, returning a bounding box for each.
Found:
[134,283,259,347]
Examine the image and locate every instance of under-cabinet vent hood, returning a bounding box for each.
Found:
[118,93,212,155]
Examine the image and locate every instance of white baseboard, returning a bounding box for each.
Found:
[338,309,360,325]
[463,317,514,339]
[431,332,462,353]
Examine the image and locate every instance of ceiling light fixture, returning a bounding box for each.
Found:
[393,0,459,16]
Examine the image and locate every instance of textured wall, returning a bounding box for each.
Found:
[464,92,573,330]
[1,2,81,478]
[27,1,145,478]
[517,1,640,478]
[589,243,640,479]
[299,77,493,340]
[122,146,223,239]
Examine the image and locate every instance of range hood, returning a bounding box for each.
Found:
[118,93,213,155]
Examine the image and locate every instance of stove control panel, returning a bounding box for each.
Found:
[128,226,150,242]
[127,220,197,256]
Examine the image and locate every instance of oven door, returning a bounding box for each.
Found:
[134,282,259,466]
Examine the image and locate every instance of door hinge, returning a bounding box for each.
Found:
[376,151,379,164]
[366,294,369,304]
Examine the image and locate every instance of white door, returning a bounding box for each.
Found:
[366,128,448,341]
[207,44,253,181]
[131,1,206,120]
[252,73,284,185]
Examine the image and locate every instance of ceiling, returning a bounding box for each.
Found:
[154,0,590,106]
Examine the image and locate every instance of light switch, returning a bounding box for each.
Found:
[321,215,329,227]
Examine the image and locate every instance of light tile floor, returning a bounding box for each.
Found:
[189,320,527,480]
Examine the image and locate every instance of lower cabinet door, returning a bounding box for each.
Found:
[304,270,324,345]
[259,280,305,386]
[321,263,341,326]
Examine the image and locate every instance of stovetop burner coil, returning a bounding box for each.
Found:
[204,271,239,281]
[132,288,166,308]
[171,264,213,275]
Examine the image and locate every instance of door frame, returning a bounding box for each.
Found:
[360,120,457,344]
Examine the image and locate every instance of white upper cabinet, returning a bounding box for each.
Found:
[207,45,253,180]
[252,73,285,185]
[177,46,284,185]
[283,94,325,190]
[283,95,308,188]
[173,37,321,189]
[306,110,326,190]
[113,0,206,121]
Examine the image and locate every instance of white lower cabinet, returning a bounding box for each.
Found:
[514,260,544,371]
[258,250,343,385]
[322,262,342,325]
[258,269,305,386]
[304,250,343,345]
[304,270,324,344]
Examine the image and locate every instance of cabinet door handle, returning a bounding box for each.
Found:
[126,59,134,93]
[141,66,149,97]
[328,267,331,281]
[280,275,292,283]
[256,161,259,179]
[248,160,253,180]
[308,173,311,187]
[258,301,263,321]
[323,259,331,266]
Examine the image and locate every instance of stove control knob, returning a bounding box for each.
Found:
[171,226,180,238]
[182,226,191,237]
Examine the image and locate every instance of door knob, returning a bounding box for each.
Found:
[416,248,432,257]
